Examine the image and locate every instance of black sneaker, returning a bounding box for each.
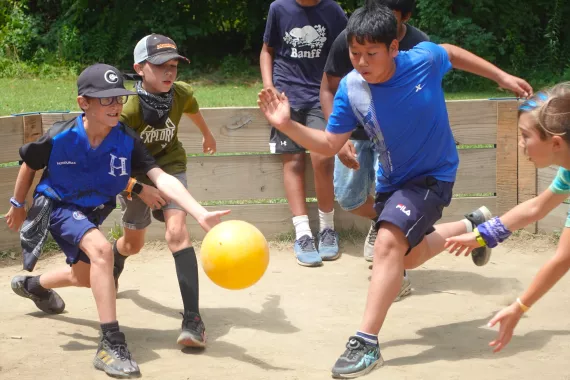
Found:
[177,311,206,348]
[331,336,383,379]
[464,206,493,266]
[93,331,140,378]
[11,275,65,314]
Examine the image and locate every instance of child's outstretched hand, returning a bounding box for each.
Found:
[257,88,291,129]
[444,232,480,256]
[497,73,533,98]
[198,209,231,232]
[487,303,524,353]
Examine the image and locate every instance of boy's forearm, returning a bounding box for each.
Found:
[259,47,275,89]
[155,173,207,221]
[279,120,338,156]
[442,44,505,83]
[187,112,212,136]
[13,163,36,203]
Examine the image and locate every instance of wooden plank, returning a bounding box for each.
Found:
[518,124,537,232]
[183,149,496,202]
[0,116,24,162]
[23,115,44,207]
[537,203,567,233]
[0,197,497,251]
[30,102,498,154]
[447,100,497,145]
[538,166,558,193]
[0,149,496,205]
[41,113,64,134]
[100,196,498,241]
[177,102,498,154]
[496,101,519,216]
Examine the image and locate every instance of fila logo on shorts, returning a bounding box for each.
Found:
[396,204,411,216]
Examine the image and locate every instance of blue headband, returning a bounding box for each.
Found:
[519,92,548,111]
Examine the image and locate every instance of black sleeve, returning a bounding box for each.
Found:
[323,29,354,78]
[131,134,159,174]
[19,133,53,170]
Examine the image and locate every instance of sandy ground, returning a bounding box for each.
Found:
[1,236,570,380]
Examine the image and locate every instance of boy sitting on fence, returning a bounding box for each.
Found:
[257,4,532,378]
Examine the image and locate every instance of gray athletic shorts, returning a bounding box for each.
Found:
[118,171,188,230]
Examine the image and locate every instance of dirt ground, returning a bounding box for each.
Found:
[1,236,570,380]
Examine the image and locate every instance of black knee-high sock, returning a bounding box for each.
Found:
[173,247,199,314]
[113,241,127,272]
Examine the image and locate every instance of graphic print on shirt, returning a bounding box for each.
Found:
[139,117,176,149]
[346,71,393,179]
[283,25,327,58]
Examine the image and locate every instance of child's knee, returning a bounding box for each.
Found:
[87,241,113,267]
[374,223,408,260]
[122,240,144,255]
[165,224,191,251]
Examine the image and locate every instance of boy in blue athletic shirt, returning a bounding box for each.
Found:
[258,5,532,378]
[6,64,228,378]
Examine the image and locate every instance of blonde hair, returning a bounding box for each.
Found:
[519,82,570,142]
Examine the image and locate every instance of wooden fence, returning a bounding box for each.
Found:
[0,99,562,251]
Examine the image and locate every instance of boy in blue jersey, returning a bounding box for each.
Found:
[258,5,532,378]
[5,64,229,378]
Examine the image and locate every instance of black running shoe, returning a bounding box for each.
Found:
[177,311,206,348]
[11,275,65,314]
[331,336,383,378]
[93,331,140,378]
[464,206,493,266]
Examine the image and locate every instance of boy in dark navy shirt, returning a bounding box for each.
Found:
[260,0,347,267]
[258,4,532,378]
[6,64,228,378]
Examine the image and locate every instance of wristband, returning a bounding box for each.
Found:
[10,197,26,208]
[125,178,137,200]
[516,297,530,313]
[473,227,487,247]
[476,217,512,248]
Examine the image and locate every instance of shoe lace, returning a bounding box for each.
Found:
[111,342,131,361]
[181,312,204,332]
[367,225,378,246]
[344,338,366,360]
[298,235,317,253]
[320,228,337,246]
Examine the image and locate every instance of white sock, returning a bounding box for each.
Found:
[462,218,473,232]
[319,209,335,232]
[293,215,312,240]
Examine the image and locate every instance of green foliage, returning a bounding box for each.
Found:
[1,0,569,91]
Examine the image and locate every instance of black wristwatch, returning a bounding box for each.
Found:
[132,181,144,195]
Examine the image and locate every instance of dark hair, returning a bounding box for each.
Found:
[366,0,416,17]
[518,82,570,143]
[346,4,397,47]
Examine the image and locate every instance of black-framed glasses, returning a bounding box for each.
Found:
[98,96,129,106]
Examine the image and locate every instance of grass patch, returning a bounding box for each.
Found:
[0,75,509,116]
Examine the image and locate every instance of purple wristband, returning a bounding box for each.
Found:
[477,217,512,248]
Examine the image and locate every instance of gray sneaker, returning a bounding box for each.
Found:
[11,275,65,314]
[93,331,140,378]
[394,272,412,302]
[464,206,493,266]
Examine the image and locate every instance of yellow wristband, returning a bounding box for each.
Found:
[474,227,487,247]
[516,297,530,313]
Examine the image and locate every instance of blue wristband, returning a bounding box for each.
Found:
[477,217,512,248]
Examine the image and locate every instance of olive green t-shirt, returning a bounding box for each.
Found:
[120,81,199,183]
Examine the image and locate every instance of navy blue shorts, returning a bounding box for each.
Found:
[374,176,454,254]
[49,202,115,265]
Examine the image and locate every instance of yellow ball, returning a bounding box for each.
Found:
[200,220,270,290]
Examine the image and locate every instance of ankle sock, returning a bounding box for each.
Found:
[356,331,378,346]
[319,209,334,232]
[293,215,312,240]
